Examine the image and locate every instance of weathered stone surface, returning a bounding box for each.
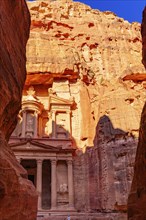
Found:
[27,0,145,148]
[142,7,146,68]
[0,1,37,219]
[128,7,146,220]
[27,0,145,85]
[11,0,146,219]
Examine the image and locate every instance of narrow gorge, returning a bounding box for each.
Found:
[0,0,146,220]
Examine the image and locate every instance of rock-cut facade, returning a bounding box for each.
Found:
[9,0,146,219]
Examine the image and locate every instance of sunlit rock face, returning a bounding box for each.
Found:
[27,0,144,84]
[0,1,37,219]
[128,7,146,220]
[142,7,146,68]
[27,0,145,148]
[15,0,146,218]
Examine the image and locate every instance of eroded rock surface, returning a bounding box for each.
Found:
[128,7,146,220]
[27,0,144,84]
[0,1,37,219]
[15,0,146,218]
[27,0,145,147]
[26,0,146,217]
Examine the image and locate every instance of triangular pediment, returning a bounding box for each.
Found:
[9,140,61,152]
[49,95,74,107]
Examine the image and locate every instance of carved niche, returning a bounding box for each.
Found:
[46,90,75,139]
[12,86,44,138]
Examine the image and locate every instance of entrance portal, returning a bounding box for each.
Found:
[21,159,37,186]
[21,159,52,209]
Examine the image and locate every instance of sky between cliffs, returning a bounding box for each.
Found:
[28,0,145,23]
[73,0,145,23]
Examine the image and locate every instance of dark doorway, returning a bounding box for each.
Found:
[28,174,35,185]
[42,160,51,209]
[21,159,37,187]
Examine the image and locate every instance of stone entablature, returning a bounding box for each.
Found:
[9,138,73,150]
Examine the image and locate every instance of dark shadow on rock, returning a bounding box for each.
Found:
[93,115,128,145]
[84,115,136,214]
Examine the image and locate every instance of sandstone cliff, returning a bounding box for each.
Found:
[26,0,145,217]
[0,1,37,219]
[128,7,146,220]
[27,0,145,148]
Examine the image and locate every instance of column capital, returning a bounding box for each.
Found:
[66,110,71,114]
[37,159,43,164]
[67,160,72,165]
[51,159,57,165]
[52,110,57,114]
[34,111,39,116]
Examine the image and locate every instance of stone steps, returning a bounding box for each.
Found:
[37,212,127,220]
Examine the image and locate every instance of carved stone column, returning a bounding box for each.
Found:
[36,159,43,210]
[34,111,38,138]
[51,159,57,209]
[52,110,56,138]
[21,111,26,138]
[67,160,74,208]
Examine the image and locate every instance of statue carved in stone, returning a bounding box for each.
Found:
[58,183,68,194]
[26,112,35,137]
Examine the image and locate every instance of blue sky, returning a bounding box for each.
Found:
[28,0,146,23]
[73,0,146,23]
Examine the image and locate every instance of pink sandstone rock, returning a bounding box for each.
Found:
[27,0,146,148]
[27,0,144,85]
[25,0,146,217]
[128,6,146,220]
[8,0,146,219]
[0,1,37,219]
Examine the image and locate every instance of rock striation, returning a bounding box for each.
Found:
[128,7,146,220]
[18,0,146,218]
[0,1,37,220]
[27,0,146,146]
[27,0,144,85]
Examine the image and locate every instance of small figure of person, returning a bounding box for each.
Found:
[67,215,70,220]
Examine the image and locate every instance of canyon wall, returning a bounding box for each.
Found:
[26,0,145,218]
[27,0,145,146]
[128,7,146,220]
[0,1,37,220]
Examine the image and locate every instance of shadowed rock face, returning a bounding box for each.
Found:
[0,0,30,139]
[128,7,146,220]
[0,1,37,219]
